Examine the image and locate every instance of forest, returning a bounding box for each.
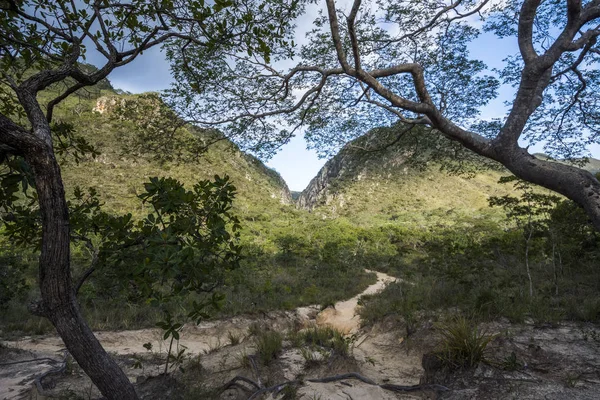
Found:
[1,0,600,399]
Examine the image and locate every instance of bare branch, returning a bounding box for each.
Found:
[518,0,542,63]
[325,0,353,73]
[347,0,362,71]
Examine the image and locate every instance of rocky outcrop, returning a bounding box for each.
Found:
[92,96,126,114]
[297,151,350,210]
[267,168,293,205]
[297,126,413,210]
[243,154,293,205]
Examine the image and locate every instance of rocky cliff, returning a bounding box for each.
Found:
[297,125,426,211]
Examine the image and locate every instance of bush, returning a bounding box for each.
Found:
[299,326,349,357]
[437,316,494,368]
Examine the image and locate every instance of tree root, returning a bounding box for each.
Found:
[0,350,69,396]
[34,350,68,396]
[223,371,450,399]
[222,375,262,392]
[0,357,63,367]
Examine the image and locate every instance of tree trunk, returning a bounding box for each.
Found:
[551,238,558,296]
[494,146,600,233]
[25,143,138,400]
[524,227,534,299]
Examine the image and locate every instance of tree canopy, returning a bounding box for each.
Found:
[166,0,600,230]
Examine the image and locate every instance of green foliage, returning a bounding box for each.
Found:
[501,352,522,371]
[489,176,562,237]
[254,330,283,365]
[0,247,29,309]
[437,316,495,369]
[156,311,186,374]
[298,326,349,357]
[114,93,212,164]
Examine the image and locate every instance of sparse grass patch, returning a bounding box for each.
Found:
[298,326,349,357]
[254,330,283,365]
[300,346,325,367]
[501,351,522,371]
[227,330,242,346]
[203,338,224,355]
[237,349,251,368]
[248,322,265,337]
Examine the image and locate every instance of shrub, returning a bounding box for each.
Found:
[300,326,349,357]
[437,316,494,368]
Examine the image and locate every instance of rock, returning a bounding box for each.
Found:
[92,96,126,114]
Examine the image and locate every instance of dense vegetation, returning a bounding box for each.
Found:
[2,82,599,343]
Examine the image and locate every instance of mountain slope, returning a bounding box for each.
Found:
[297,126,595,227]
[48,90,292,218]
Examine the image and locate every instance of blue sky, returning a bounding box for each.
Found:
[94,8,595,192]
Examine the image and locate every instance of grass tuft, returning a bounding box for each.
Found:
[437,316,494,369]
[254,330,283,365]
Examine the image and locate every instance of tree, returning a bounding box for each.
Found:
[0,0,302,398]
[166,0,600,231]
[489,176,562,298]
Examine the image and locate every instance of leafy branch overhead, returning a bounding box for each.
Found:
[2,173,241,307]
[166,0,600,232]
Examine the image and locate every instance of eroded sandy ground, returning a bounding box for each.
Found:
[2,270,600,400]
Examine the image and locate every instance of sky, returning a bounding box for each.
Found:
[90,2,594,192]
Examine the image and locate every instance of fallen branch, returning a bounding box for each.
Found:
[247,379,302,400]
[248,355,264,389]
[34,350,68,397]
[222,375,261,392]
[238,371,449,399]
[308,372,377,385]
[0,357,62,366]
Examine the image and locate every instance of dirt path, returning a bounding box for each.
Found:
[0,269,397,399]
[315,269,396,334]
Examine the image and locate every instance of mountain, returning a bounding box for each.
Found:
[533,153,600,174]
[49,90,293,218]
[297,125,556,227]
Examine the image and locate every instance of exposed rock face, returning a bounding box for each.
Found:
[297,155,347,210]
[297,127,411,210]
[244,153,293,205]
[92,96,126,114]
[268,170,293,205]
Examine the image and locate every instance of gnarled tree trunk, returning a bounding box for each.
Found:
[24,136,138,400]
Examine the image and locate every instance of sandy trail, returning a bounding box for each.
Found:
[0,269,397,399]
[315,269,397,334]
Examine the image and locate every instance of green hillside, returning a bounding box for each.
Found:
[298,125,600,229]
[298,126,512,227]
[46,93,292,218]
